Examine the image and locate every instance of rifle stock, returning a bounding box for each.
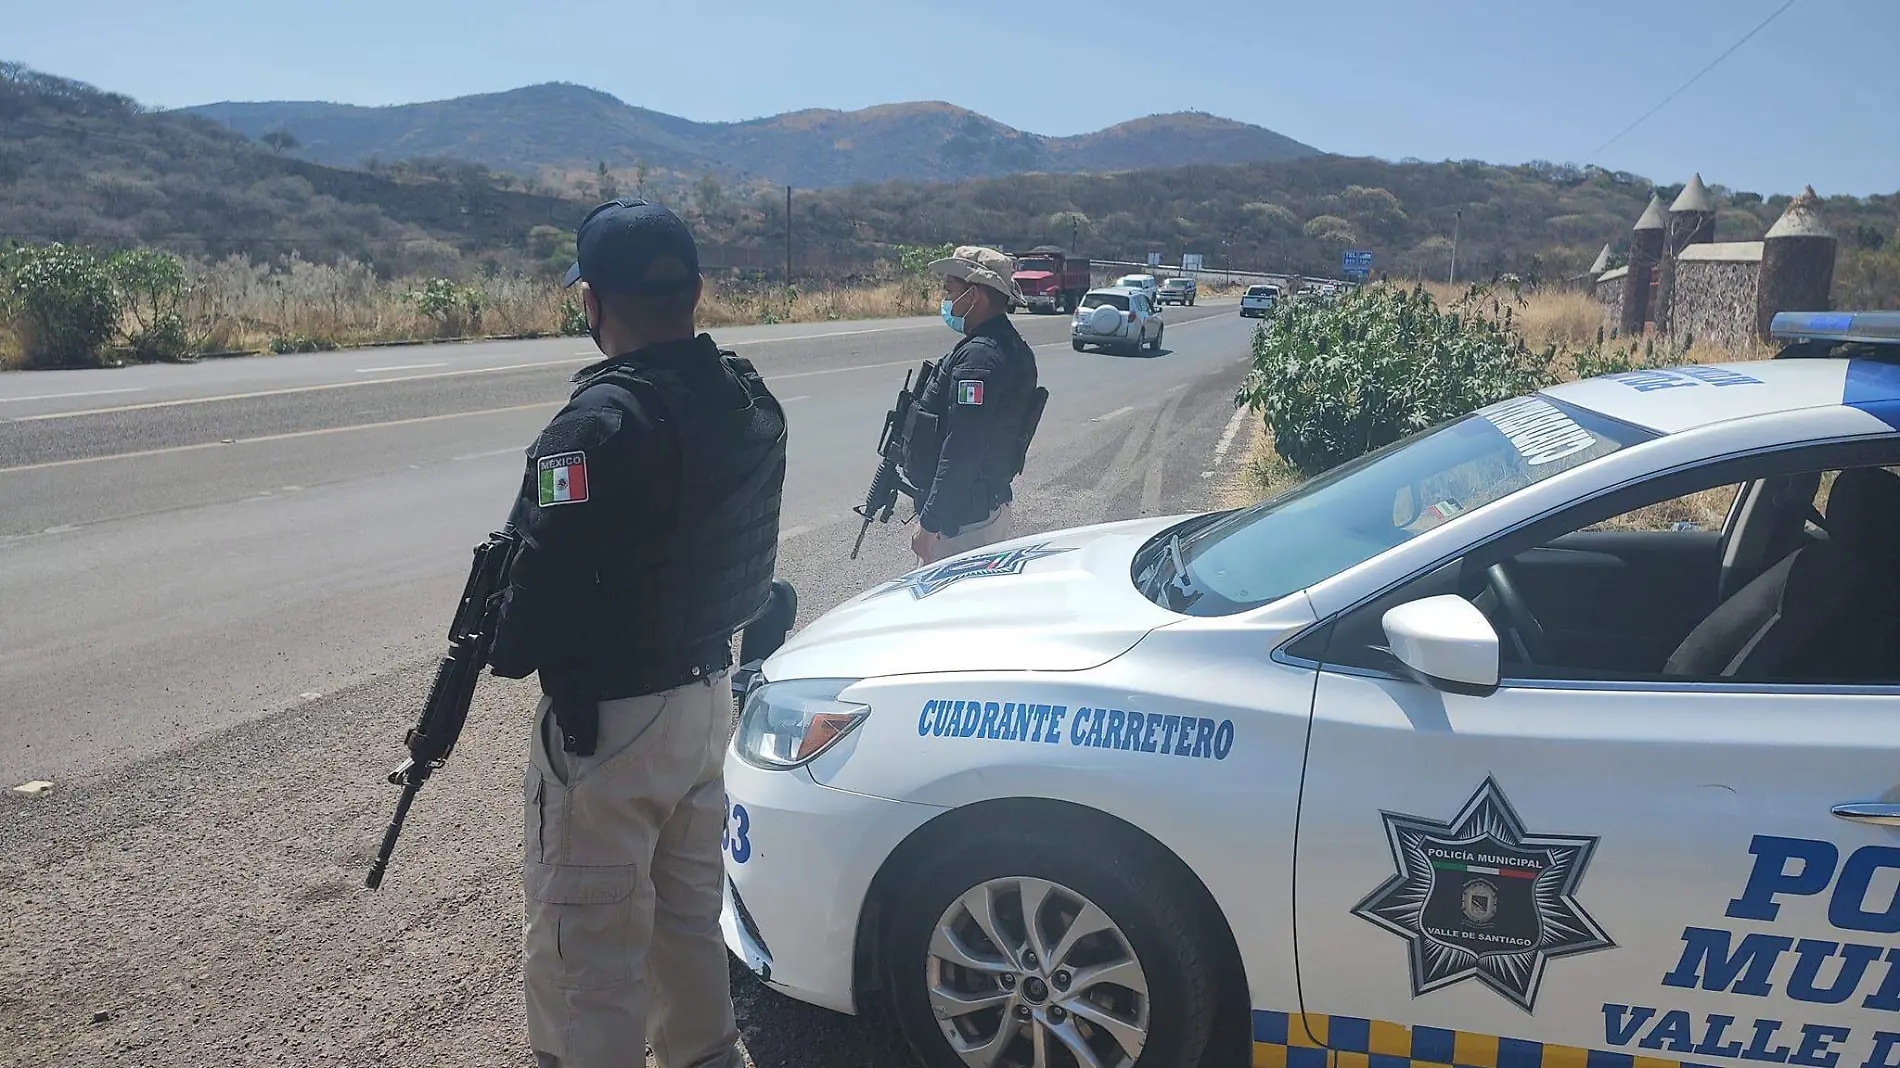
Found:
[364,527,518,890]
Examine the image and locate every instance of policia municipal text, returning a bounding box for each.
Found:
[486,200,787,1068]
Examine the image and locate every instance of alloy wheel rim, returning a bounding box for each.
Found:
[924,876,1149,1068]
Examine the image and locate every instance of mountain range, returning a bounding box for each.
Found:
[180,83,1321,189]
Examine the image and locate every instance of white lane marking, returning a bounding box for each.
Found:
[778,395,811,403]
[0,386,145,404]
[1092,406,1135,422]
[731,324,928,346]
[453,446,526,462]
[354,362,447,373]
[1211,405,1251,467]
[1201,404,1254,479]
[0,401,560,475]
[12,359,592,422]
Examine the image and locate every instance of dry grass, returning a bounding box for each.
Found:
[33,256,942,358]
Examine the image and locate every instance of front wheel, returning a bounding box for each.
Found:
[1071,340,1086,352]
[1149,324,1164,353]
[885,830,1216,1068]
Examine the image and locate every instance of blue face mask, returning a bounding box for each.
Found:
[940,288,974,334]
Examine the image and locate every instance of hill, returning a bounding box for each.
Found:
[0,63,587,274]
[180,84,1321,188]
[684,156,1900,304]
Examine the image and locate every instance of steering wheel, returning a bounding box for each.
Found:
[1485,562,1550,666]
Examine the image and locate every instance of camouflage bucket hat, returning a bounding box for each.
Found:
[927,245,1024,305]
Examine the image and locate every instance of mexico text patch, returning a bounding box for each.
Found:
[537,451,588,506]
[957,380,984,405]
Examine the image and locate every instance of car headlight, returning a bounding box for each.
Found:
[733,678,869,770]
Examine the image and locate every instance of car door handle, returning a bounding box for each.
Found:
[1832,803,1900,826]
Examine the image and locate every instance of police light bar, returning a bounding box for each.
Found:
[1770,311,1900,346]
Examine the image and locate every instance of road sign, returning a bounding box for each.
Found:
[1182,253,1204,272]
[1146,252,1162,267]
[1343,250,1373,276]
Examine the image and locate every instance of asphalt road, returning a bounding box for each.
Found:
[0,300,1264,1066]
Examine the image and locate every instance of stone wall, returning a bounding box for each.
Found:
[1672,258,1761,351]
[1594,267,1626,333]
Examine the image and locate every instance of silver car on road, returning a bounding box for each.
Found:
[1071,286,1165,355]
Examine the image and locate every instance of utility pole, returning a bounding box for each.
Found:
[784,185,793,283]
[1449,209,1462,286]
[1070,216,1078,253]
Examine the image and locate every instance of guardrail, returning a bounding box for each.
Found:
[1087,259,1352,291]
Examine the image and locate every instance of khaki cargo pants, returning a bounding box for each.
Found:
[524,671,743,1068]
[918,501,1013,565]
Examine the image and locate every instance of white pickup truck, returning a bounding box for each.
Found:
[1239,283,1281,318]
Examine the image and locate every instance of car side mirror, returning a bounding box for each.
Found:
[1380,595,1499,697]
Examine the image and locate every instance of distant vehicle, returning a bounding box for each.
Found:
[1158,277,1198,306]
[1071,287,1164,356]
[1240,284,1281,317]
[1115,274,1160,302]
[1012,246,1092,314]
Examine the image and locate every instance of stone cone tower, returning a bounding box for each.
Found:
[1657,173,1719,334]
[1757,186,1836,342]
[1589,243,1613,276]
[1620,193,1668,336]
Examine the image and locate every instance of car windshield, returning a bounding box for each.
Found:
[1246,286,1271,295]
[1080,292,1130,311]
[1017,259,1055,272]
[1132,395,1656,614]
[1164,279,1191,288]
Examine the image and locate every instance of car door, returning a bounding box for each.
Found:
[1281,459,1900,1068]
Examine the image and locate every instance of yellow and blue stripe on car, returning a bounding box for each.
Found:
[1254,1011,1694,1068]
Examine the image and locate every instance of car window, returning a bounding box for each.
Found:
[1080,292,1129,311]
[1138,395,1655,615]
[1316,457,1900,687]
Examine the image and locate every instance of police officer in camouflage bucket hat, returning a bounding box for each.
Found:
[898,246,1043,564]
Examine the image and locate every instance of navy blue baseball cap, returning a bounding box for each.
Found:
[562,199,701,294]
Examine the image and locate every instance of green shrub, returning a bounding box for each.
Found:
[2,243,121,368]
[269,333,339,354]
[403,277,484,337]
[1237,285,1555,475]
[108,248,193,361]
[558,296,589,337]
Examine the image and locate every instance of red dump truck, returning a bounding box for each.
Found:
[1011,245,1091,314]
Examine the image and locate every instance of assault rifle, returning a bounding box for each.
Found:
[364,527,518,890]
[850,359,934,559]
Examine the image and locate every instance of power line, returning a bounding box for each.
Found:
[1586,0,1800,161]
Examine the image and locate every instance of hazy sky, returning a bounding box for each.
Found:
[9,0,1896,195]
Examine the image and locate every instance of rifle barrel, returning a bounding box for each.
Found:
[364,779,421,890]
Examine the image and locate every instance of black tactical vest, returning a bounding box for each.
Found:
[574,348,786,696]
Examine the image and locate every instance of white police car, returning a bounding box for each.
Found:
[725,311,1900,1068]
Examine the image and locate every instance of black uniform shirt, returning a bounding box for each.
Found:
[916,314,1039,536]
[486,342,694,680]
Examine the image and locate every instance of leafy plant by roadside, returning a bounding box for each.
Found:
[404,277,485,337]
[1,242,122,368]
[1237,282,1681,477]
[558,296,589,337]
[108,248,193,361]
[269,333,339,354]
[895,243,955,304]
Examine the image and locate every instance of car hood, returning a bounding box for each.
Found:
[763,515,1188,681]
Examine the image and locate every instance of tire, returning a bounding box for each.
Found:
[884,828,1216,1068]
[1072,340,1086,352]
[1149,324,1164,353]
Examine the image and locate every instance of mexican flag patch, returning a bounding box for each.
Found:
[537,451,588,506]
[956,380,984,405]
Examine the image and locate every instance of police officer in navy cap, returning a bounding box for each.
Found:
[487,199,786,1068]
